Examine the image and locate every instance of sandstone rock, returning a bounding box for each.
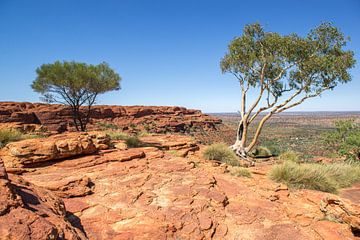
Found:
[1,133,358,239]
[0,159,86,239]
[0,102,222,134]
[320,197,360,232]
[0,132,110,170]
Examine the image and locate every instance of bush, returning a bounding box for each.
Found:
[107,131,142,148]
[230,166,251,178]
[203,143,240,166]
[0,129,24,148]
[324,119,360,162]
[0,128,42,148]
[269,161,360,193]
[249,146,274,158]
[107,131,129,141]
[259,139,282,156]
[279,151,301,163]
[125,136,142,148]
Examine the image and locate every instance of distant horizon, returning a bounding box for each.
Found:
[1,0,359,112]
[1,100,360,114]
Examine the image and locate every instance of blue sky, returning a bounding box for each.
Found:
[0,0,359,112]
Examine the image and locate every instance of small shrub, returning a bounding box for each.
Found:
[269,161,360,193]
[107,131,129,141]
[259,139,282,156]
[230,167,251,178]
[249,146,274,158]
[125,136,142,148]
[0,129,25,148]
[107,131,143,148]
[203,143,240,166]
[324,119,360,162]
[279,151,301,163]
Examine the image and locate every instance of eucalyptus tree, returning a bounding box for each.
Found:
[220,22,355,159]
[32,61,121,131]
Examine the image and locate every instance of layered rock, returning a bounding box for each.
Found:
[1,132,359,239]
[0,132,110,170]
[0,102,221,133]
[0,159,86,240]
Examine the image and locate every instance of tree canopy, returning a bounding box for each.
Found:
[32,61,121,131]
[220,22,355,159]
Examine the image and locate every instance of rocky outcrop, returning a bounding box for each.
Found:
[1,132,359,239]
[0,132,110,170]
[0,102,222,133]
[0,159,86,240]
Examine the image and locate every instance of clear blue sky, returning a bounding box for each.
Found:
[0,0,359,112]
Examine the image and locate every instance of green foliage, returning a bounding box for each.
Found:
[125,136,142,148]
[32,61,121,131]
[249,146,275,158]
[203,143,240,166]
[259,139,282,156]
[230,166,252,178]
[0,129,42,148]
[269,161,360,193]
[221,22,355,97]
[324,119,360,162]
[107,131,129,141]
[279,151,301,163]
[107,131,142,148]
[0,129,24,148]
[32,61,121,99]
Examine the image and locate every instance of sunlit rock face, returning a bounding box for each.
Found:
[0,132,359,239]
[0,101,222,133]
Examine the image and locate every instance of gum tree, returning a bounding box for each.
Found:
[220,22,355,159]
[32,61,121,131]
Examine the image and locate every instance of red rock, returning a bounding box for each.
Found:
[0,159,86,240]
[0,133,359,239]
[0,101,222,133]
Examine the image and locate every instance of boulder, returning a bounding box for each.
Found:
[0,159,87,239]
[0,132,110,170]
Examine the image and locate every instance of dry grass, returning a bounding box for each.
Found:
[269,161,360,193]
[203,143,240,166]
[107,131,142,148]
[278,151,301,163]
[230,166,252,178]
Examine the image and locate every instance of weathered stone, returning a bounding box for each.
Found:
[0,102,222,133]
[0,132,110,169]
[0,159,86,239]
[0,133,359,239]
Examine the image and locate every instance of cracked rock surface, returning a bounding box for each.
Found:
[1,133,359,239]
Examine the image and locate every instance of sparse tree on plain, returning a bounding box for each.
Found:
[220,22,355,159]
[32,61,121,131]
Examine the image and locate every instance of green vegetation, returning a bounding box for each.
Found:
[278,151,301,163]
[325,119,360,162]
[0,129,42,148]
[107,131,142,148]
[220,22,355,157]
[203,143,240,166]
[269,161,360,193]
[230,166,252,178]
[249,146,275,158]
[32,61,121,131]
[125,136,142,148]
